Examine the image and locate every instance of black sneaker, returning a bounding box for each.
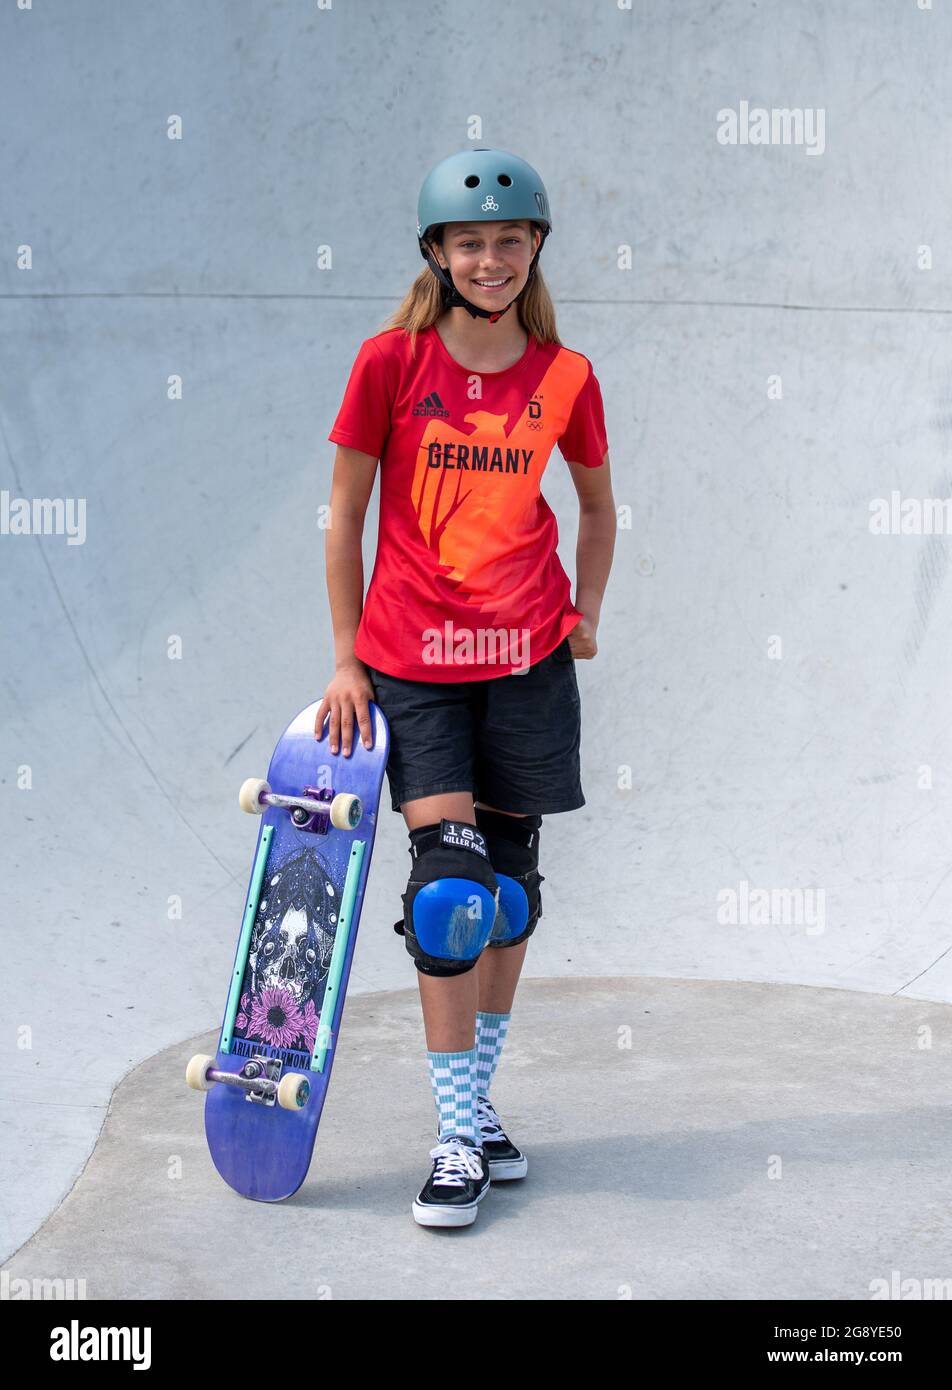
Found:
[411,1135,490,1227]
[477,1095,528,1181]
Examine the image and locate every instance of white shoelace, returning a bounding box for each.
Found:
[476,1095,505,1141]
[429,1139,483,1187]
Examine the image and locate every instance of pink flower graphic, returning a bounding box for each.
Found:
[298,999,319,1052]
[236,991,252,1031]
[246,987,305,1049]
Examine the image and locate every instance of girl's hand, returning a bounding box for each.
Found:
[314,661,376,755]
[568,614,598,660]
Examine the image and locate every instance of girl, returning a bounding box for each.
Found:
[317,147,615,1228]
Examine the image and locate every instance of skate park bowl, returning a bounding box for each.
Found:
[2,1,951,1298]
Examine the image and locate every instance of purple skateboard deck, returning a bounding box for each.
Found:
[201,699,389,1201]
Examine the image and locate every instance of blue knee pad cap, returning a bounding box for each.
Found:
[412,877,498,960]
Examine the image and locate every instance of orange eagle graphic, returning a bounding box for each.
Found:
[410,351,587,619]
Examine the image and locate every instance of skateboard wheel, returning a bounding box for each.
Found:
[277,1072,311,1110]
[185,1054,216,1091]
[239,778,270,815]
[330,792,362,830]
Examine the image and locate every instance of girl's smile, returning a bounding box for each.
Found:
[471,276,513,294]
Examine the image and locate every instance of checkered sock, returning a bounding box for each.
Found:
[475,1010,511,1099]
[426,1048,478,1144]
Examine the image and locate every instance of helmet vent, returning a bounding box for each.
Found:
[464,175,480,188]
[497,174,513,187]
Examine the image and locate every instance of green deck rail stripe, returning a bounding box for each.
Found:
[220,824,273,1055]
[311,839,366,1072]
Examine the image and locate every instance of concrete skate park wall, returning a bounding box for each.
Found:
[2,1,951,1261]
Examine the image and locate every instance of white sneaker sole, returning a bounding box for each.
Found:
[487,1155,528,1181]
[411,1183,490,1228]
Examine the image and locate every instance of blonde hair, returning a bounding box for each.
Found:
[378,222,562,355]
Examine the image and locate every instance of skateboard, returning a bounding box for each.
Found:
[186,699,389,1201]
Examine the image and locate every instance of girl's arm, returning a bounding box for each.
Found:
[314,445,379,753]
[566,454,616,659]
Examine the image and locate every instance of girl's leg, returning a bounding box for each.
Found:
[473,800,530,1013]
[402,793,530,1160]
[402,793,531,1039]
[403,791,488,1051]
[474,937,528,1013]
[401,792,485,1147]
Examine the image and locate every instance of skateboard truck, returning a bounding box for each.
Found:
[238,778,362,833]
[186,1053,311,1110]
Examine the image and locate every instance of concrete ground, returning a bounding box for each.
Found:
[5,977,951,1301]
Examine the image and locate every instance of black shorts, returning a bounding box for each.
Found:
[366,637,584,816]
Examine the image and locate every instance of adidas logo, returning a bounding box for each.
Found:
[412,391,450,419]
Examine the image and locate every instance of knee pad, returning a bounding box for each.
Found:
[392,819,499,977]
[474,807,545,948]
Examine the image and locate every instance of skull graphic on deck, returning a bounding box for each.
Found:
[248,848,338,1010]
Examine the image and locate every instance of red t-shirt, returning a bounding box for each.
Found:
[327,323,608,682]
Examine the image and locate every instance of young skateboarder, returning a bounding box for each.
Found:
[317,147,615,1227]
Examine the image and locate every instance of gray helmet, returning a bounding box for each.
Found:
[416,147,552,322]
